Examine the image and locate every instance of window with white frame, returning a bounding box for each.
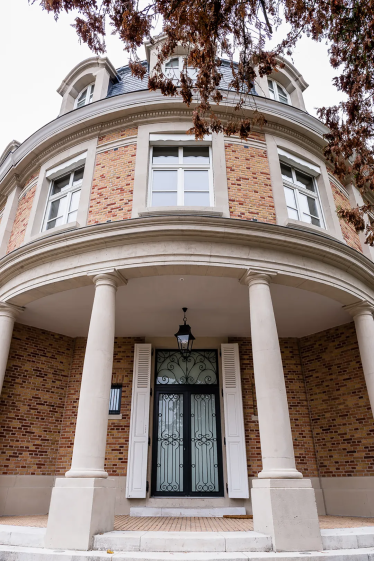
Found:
[165,56,197,82]
[75,83,95,108]
[281,161,324,227]
[149,143,213,207]
[268,79,290,104]
[42,167,84,231]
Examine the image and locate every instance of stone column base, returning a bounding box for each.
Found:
[251,478,322,552]
[44,477,116,551]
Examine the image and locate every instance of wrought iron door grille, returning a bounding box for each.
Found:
[152,350,223,497]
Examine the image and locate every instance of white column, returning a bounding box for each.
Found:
[46,271,122,550]
[245,272,302,479]
[0,302,23,394]
[242,271,322,552]
[345,302,374,417]
[66,272,119,478]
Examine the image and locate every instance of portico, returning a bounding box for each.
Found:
[0,217,374,551]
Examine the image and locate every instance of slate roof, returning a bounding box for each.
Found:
[106,59,257,98]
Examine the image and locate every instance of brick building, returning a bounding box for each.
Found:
[0,40,374,552]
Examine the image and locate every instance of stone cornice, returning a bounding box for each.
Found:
[0,91,329,195]
[1,216,374,306]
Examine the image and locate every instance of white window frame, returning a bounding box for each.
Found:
[74,83,95,109]
[281,162,325,228]
[164,56,197,82]
[148,144,214,207]
[268,78,290,104]
[42,167,84,232]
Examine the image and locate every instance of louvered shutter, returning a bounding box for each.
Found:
[221,343,249,498]
[126,344,152,498]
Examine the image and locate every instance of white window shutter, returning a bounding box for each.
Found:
[126,344,152,498]
[221,343,249,498]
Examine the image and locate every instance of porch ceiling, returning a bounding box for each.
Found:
[18,275,351,338]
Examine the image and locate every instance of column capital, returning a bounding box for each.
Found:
[87,269,128,289]
[240,269,277,288]
[0,302,24,320]
[343,301,374,319]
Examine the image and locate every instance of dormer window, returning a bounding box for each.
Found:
[165,57,197,82]
[75,83,95,108]
[268,79,290,104]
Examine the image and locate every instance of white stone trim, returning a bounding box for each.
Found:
[265,133,344,241]
[1,216,374,309]
[132,122,230,218]
[95,136,138,154]
[328,173,350,199]
[23,138,98,244]
[18,179,38,201]
[223,135,266,150]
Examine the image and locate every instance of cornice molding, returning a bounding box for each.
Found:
[1,216,374,307]
[0,92,329,194]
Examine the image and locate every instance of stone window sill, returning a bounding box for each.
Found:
[108,413,122,420]
[285,218,339,241]
[28,221,80,242]
[138,207,223,218]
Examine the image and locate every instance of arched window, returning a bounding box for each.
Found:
[75,83,95,108]
[165,56,197,82]
[268,79,290,104]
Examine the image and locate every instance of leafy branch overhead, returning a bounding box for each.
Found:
[32,0,374,244]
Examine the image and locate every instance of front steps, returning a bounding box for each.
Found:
[129,507,247,517]
[94,530,271,552]
[2,525,374,561]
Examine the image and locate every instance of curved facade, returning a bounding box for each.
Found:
[1,42,374,551]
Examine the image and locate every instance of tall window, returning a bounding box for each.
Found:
[149,145,213,207]
[281,162,324,227]
[268,79,290,104]
[42,167,84,231]
[75,84,95,108]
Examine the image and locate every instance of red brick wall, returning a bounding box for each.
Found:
[87,127,138,225]
[225,135,276,223]
[0,323,73,475]
[6,173,39,253]
[331,183,363,253]
[230,337,319,477]
[300,322,374,477]
[55,336,144,476]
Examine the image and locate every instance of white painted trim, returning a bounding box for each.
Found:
[96,136,137,154]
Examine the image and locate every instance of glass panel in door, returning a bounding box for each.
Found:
[156,393,184,493]
[190,393,219,493]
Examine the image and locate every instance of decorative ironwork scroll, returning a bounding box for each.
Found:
[156,393,184,493]
[190,394,219,493]
[156,350,218,385]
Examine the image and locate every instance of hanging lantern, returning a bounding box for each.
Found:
[174,307,195,356]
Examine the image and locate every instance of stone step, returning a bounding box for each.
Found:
[1,545,374,561]
[129,507,247,517]
[93,530,272,552]
[321,528,374,550]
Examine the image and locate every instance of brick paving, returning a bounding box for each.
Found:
[0,515,374,531]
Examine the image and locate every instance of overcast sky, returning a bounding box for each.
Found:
[0,0,346,155]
